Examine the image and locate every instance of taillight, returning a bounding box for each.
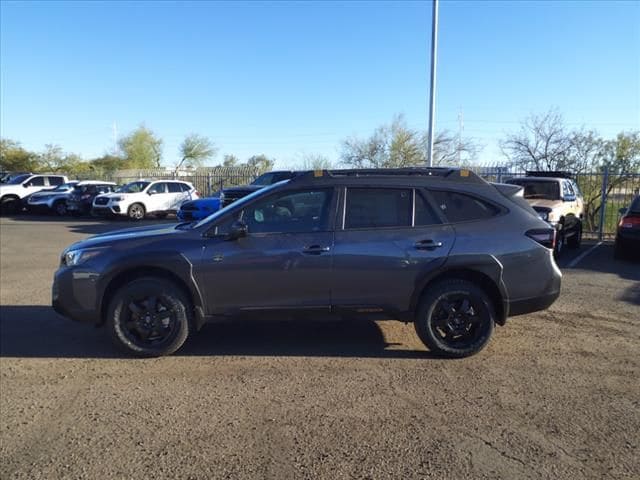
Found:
[526,228,556,249]
[619,215,640,228]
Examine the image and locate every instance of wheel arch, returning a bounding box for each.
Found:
[410,261,507,326]
[99,263,206,330]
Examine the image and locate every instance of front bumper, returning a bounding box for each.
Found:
[92,204,122,216]
[52,267,101,324]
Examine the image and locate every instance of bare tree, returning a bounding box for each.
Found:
[297,153,334,170]
[341,115,480,169]
[500,109,574,171]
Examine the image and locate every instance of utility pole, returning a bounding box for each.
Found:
[112,121,118,155]
[457,107,464,165]
[426,0,439,167]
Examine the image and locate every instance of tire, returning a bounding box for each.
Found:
[554,228,565,258]
[53,200,67,216]
[0,196,20,215]
[414,279,495,358]
[106,277,191,357]
[567,222,582,249]
[127,203,146,221]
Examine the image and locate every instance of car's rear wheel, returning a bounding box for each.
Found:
[53,200,67,216]
[106,277,191,357]
[567,222,582,249]
[415,279,495,358]
[554,228,565,258]
[127,203,145,221]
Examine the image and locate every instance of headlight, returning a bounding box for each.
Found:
[62,249,104,267]
[111,196,124,202]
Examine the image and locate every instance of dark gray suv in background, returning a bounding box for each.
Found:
[53,168,561,358]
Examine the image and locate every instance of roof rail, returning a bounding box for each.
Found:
[526,171,574,179]
[294,167,484,182]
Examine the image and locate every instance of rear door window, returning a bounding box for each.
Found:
[47,176,64,186]
[167,183,183,193]
[414,190,442,226]
[430,190,500,223]
[345,188,411,229]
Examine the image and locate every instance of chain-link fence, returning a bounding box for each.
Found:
[77,166,259,197]
[474,165,640,239]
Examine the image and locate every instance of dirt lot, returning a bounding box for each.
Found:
[1,216,638,479]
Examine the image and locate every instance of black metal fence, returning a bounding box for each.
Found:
[475,166,640,239]
[78,166,259,198]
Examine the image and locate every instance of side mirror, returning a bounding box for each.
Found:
[147,190,155,195]
[226,220,248,241]
[619,207,628,215]
[23,183,29,188]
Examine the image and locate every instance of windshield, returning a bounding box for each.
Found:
[193,180,290,229]
[508,179,560,200]
[117,181,150,193]
[6,174,31,185]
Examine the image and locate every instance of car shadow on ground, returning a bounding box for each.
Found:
[1,213,176,236]
[0,305,435,360]
[570,243,640,306]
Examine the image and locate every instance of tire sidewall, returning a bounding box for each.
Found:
[415,280,495,358]
[128,203,145,221]
[54,200,67,216]
[107,278,190,357]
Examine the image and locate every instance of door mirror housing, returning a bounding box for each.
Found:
[226,220,248,241]
[23,183,29,188]
[147,190,155,195]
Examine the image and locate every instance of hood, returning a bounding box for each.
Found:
[525,199,562,210]
[98,192,133,198]
[66,223,184,251]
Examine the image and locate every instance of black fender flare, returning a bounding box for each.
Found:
[97,252,207,329]
[409,254,509,324]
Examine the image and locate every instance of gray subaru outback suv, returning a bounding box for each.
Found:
[53,168,561,358]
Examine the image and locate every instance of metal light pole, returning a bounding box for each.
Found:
[426,0,439,167]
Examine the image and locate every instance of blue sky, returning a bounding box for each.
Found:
[1,0,639,168]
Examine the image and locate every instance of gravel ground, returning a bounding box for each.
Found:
[1,216,638,479]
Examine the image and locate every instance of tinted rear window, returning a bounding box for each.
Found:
[414,191,441,226]
[431,191,500,223]
[345,188,411,229]
[629,197,640,214]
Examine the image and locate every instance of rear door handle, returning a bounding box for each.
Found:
[302,245,331,255]
[414,239,443,250]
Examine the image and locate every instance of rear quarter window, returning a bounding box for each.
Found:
[430,190,500,223]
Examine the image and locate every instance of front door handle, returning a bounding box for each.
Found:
[414,239,443,250]
[302,245,331,255]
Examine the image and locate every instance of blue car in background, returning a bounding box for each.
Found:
[177,170,296,222]
[177,196,221,221]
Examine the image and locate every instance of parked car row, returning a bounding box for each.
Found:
[0,171,296,221]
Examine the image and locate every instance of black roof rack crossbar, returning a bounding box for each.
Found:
[525,171,574,179]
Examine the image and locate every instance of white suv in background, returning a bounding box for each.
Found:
[0,173,69,214]
[92,180,200,220]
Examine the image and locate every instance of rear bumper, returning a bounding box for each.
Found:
[508,290,561,317]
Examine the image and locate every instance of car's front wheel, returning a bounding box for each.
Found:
[53,200,67,216]
[106,277,191,357]
[127,203,146,221]
[415,279,495,358]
